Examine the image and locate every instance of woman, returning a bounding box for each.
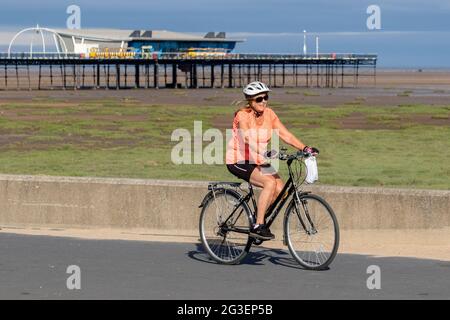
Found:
[225,81,318,240]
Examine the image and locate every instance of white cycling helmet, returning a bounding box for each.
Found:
[243,81,271,96]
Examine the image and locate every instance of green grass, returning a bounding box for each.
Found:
[303,91,320,97]
[0,100,449,190]
[397,90,413,97]
[285,90,301,95]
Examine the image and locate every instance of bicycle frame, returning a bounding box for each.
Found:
[262,158,310,229]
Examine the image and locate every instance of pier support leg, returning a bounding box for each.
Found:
[38,64,42,90]
[27,64,31,91]
[124,65,128,88]
[317,64,320,87]
[238,64,242,87]
[154,63,159,89]
[96,64,100,88]
[82,65,85,88]
[73,65,77,90]
[4,64,7,89]
[201,64,205,88]
[356,62,359,87]
[374,63,376,87]
[135,64,140,89]
[273,65,277,87]
[193,64,198,89]
[145,64,150,88]
[220,64,224,88]
[294,65,298,87]
[116,64,120,90]
[172,63,177,88]
[228,64,233,88]
[16,62,19,90]
[50,65,53,89]
[164,64,168,87]
[106,65,110,89]
[60,64,66,90]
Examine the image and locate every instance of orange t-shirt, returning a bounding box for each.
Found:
[225,107,280,165]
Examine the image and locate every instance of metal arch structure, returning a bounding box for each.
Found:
[8,26,69,58]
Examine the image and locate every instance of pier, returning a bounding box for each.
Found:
[0,53,377,90]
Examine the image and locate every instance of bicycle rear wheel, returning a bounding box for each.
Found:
[199,188,253,264]
[284,193,339,270]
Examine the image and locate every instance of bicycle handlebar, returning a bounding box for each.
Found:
[264,149,317,161]
[279,150,312,161]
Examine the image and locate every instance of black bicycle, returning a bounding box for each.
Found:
[199,148,339,270]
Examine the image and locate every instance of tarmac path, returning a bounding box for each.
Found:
[0,233,449,300]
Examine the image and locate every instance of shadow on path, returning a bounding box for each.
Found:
[187,242,331,271]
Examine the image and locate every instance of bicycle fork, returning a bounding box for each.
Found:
[284,192,317,245]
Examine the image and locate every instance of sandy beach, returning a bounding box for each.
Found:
[1,69,449,107]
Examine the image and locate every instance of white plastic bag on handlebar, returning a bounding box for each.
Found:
[305,156,318,184]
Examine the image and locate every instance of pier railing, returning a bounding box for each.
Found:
[0,52,377,61]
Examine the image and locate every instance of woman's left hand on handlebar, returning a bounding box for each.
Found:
[302,146,320,156]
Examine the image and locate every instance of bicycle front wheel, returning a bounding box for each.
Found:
[199,188,253,264]
[284,193,339,270]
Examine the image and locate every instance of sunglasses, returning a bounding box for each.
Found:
[253,95,269,103]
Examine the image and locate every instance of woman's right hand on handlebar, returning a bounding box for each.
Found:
[263,149,278,159]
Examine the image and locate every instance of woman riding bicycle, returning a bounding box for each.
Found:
[226,81,318,240]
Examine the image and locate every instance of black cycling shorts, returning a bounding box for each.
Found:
[226,163,277,182]
[226,163,257,182]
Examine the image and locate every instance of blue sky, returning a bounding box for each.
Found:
[1,0,450,68]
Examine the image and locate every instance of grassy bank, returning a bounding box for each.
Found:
[0,99,449,190]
